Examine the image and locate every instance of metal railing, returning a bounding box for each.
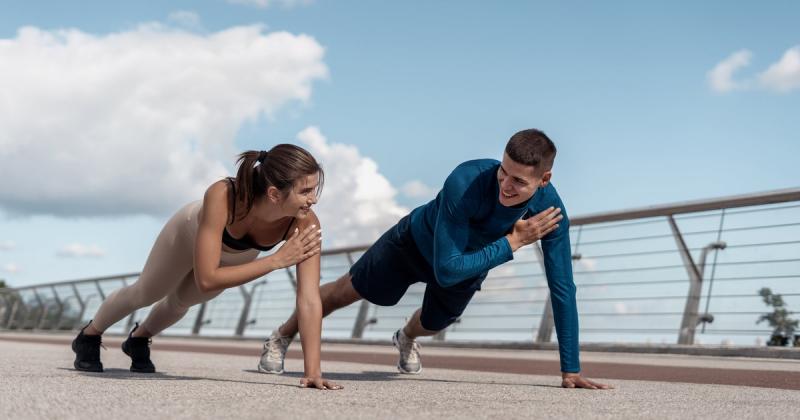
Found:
[2,187,799,347]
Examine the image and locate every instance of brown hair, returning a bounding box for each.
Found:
[505,129,557,175]
[230,144,324,222]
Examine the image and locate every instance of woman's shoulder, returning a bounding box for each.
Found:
[292,208,321,231]
[203,179,234,204]
[200,179,236,223]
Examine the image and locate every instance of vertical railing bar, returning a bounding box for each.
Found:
[192,303,207,336]
[669,215,703,345]
[70,283,87,330]
[50,285,64,330]
[700,209,726,333]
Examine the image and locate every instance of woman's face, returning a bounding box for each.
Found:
[280,172,320,218]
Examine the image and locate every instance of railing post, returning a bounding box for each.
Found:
[0,294,10,328]
[192,303,207,335]
[234,281,266,337]
[70,283,87,330]
[8,298,24,329]
[235,286,253,337]
[94,280,106,300]
[534,244,555,343]
[669,215,704,345]
[48,286,64,330]
[32,289,48,330]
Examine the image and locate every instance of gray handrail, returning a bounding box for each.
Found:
[1,186,798,347]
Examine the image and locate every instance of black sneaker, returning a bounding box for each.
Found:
[121,323,156,373]
[72,323,104,373]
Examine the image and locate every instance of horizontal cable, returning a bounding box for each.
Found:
[578,240,800,261]
[578,221,800,247]
[572,258,800,276]
[577,204,800,233]
[699,329,775,335]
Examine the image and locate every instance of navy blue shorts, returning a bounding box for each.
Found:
[349,215,486,331]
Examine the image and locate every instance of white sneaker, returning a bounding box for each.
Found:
[392,329,422,374]
[257,329,293,374]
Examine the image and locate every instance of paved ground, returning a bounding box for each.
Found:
[1,332,799,419]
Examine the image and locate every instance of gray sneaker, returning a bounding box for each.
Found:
[257,329,293,374]
[392,329,422,374]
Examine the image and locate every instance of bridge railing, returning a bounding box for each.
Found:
[2,188,799,347]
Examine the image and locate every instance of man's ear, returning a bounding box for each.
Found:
[266,185,282,203]
[540,170,552,188]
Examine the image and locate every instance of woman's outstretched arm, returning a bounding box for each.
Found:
[294,212,341,390]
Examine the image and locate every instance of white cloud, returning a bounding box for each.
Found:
[227,0,312,9]
[3,263,20,273]
[707,49,752,93]
[0,241,15,251]
[401,180,437,200]
[0,23,327,217]
[297,127,409,247]
[759,46,800,93]
[56,243,107,258]
[168,11,201,29]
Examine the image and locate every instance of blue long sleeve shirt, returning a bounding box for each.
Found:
[408,159,580,373]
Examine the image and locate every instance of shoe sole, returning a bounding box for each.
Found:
[73,360,103,373]
[392,333,422,375]
[256,363,284,375]
[121,340,156,373]
[72,339,103,373]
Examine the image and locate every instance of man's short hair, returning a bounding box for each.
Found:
[505,129,556,175]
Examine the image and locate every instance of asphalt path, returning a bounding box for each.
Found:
[2,333,799,419]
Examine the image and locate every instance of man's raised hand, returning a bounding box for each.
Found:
[506,207,563,251]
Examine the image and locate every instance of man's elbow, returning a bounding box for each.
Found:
[433,263,462,288]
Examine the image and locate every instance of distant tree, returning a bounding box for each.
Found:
[0,279,8,289]
[757,287,799,346]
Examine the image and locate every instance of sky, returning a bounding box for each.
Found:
[1,0,798,288]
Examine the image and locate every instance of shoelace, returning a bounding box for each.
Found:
[86,335,107,351]
[266,336,290,360]
[398,336,420,363]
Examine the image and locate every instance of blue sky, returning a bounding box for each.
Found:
[1,0,798,287]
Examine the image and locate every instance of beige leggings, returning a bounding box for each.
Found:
[92,201,259,335]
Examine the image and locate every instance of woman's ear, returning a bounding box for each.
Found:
[266,185,282,203]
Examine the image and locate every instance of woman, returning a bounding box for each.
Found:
[71,144,341,390]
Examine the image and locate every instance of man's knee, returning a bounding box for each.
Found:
[326,274,362,310]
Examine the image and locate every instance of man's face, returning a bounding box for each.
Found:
[496,153,551,207]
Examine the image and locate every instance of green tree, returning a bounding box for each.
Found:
[757,287,799,346]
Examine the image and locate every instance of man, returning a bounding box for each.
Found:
[258,129,611,389]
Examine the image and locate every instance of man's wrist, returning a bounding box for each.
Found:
[505,234,521,252]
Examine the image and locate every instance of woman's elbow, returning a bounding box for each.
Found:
[194,274,217,293]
